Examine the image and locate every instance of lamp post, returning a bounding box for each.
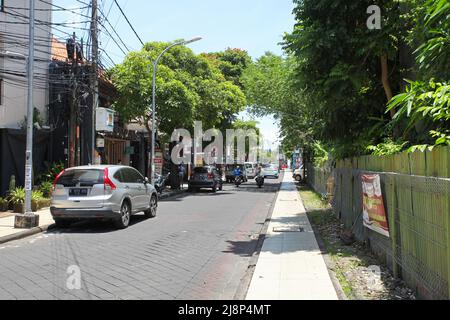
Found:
[150,37,202,184]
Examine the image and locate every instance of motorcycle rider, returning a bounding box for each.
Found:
[255,163,265,187]
[255,164,263,178]
[233,165,243,184]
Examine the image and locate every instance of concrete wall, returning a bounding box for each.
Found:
[0,0,52,129]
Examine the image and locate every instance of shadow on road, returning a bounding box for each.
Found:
[46,213,152,235]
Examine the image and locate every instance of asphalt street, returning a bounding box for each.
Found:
[0,177,281,300]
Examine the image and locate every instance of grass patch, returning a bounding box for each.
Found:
[298,183,415,300]
[299,184,359,299]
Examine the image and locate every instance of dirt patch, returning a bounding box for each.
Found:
[299,184,416,300]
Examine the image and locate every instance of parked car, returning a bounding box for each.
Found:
[188,166,223,192]
[224,164,248,183]
[293,166,304,182]
[51,165,158,229]
[263,164,280,179]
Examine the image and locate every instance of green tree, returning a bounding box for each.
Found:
[110,41,247,139]
[387,0,450,148]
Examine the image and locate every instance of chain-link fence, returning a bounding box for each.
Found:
[306,147,450,300]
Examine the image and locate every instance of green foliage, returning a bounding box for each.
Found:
[38,181,53,198]
[36,161,65,185]
[366,138,409,156]
[110,42,247,137]
[31,190,44,201]
[387,0,450,149]
[240,0,449,163]
[312,142,329,167]
[8,175,16,194]
[202,48,252,88]
[8,187,25,205]
[0,197,8,210]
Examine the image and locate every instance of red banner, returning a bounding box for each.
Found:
[361,174,390,237]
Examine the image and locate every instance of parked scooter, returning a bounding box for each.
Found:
[154,172,170,194]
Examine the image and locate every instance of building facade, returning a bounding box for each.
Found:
[0,0,52,129]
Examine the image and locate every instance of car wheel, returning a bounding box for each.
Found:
[295,175,302,182]
[114,201,131,229]
[144,194,158,218]
[54,219,72,229]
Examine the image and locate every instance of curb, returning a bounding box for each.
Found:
[0,223,54,245]
[0,190,188,245]
[233,171,284,300]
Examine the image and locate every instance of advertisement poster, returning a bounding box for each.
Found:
[361,174,390,237]
[154,148,163,175]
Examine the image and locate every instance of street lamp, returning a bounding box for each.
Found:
[0,50,35,226]
[150,37,202,184]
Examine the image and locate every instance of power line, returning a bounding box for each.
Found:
[112,0,144,46]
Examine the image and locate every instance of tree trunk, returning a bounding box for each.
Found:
[381,54,394,118]
[381,54,400,138]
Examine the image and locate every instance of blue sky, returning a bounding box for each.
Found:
[54,0,296,148]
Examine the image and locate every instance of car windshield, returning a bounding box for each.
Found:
[57,169,104,187]
[194,167,209,174]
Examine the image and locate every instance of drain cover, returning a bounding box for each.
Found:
[273,226,304,233]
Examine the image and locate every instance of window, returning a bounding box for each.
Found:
[57,170,104,187]
[122,168,144,184]
[113,170,124,183]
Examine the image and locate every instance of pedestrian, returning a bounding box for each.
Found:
[178,162,186,190]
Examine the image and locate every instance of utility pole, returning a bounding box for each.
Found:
[69,32,77,168]
[15,0,38,228]
[91,0,99,164]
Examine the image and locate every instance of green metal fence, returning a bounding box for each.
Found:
[306,146,450,300]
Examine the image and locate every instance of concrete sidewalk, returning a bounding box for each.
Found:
[246,172,338,300]
[0,208,54,244]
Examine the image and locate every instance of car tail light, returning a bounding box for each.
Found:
[53,169,65,190]
[208,173,214,179]
[104,168,116,191]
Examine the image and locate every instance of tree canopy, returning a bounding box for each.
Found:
[110,42,247,138]
[242,0,449,163]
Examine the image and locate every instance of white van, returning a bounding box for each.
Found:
[244,162,258,179]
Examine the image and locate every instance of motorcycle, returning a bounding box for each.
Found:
[154,172,170,194]
[234,175,244,187]
[255,175,265,188]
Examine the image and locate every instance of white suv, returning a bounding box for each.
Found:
[51,165,158,229]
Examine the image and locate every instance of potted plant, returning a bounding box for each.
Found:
[0,197,9,212]
[39,181,53,198]
[9,187,25,213]
[31,190,44,211]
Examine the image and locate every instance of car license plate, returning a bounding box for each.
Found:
[69,188,88,196]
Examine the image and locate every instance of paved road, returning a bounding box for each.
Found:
[0,178,281,300]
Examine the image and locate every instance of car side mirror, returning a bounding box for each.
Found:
[144,177,149,184]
